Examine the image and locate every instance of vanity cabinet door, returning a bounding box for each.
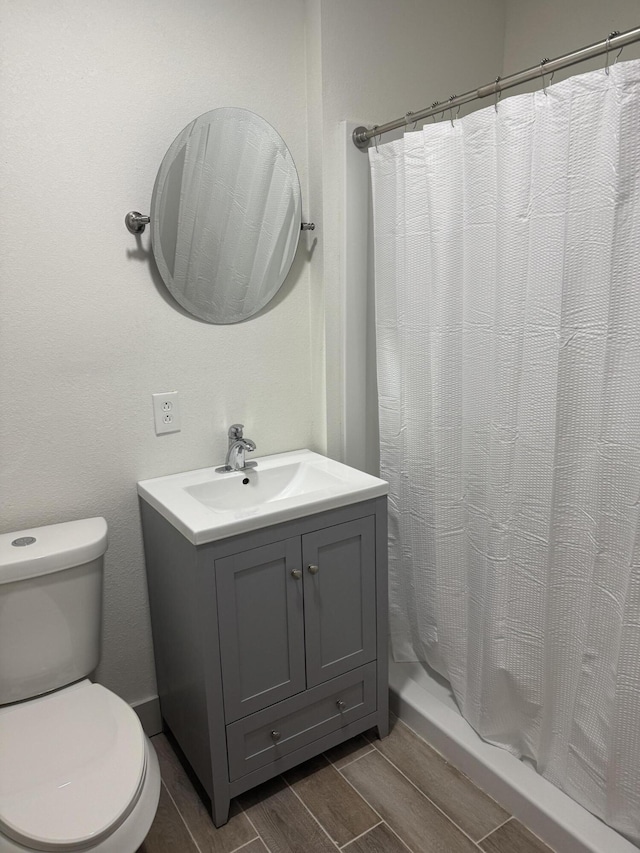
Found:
[217,538,305,723]
[302,517,377,688]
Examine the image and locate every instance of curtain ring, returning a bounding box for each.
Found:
[448,96,458,128]
[605,31,620,75]
[540,56,555,98]
[494,77,502,113]
[431,102,439,123]
[405,110,418,131]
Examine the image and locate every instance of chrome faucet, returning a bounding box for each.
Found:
[219,424,257,472]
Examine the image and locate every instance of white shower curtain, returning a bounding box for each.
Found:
[370,60,640,842]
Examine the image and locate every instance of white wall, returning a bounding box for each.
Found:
[504,0,640,84]
[0,0,320,704]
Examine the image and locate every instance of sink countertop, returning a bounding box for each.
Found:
[137,449,388,545]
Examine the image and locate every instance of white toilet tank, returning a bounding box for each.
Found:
[0,517,108,705]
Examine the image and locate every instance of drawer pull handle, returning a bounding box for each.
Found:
[271,730,282,742]
[308,564,319,575]
[336,700,346,712]
[291,569,302,579]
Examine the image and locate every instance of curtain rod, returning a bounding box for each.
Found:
[352,25,640,149]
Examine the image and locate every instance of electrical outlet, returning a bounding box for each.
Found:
[152,392,181,435]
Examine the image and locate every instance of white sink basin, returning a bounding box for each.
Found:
[137,449,388,544]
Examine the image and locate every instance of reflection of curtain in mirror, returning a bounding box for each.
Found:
[172,114,297,317]
[244,149,298,312]
[173,118,222,311]
[157,145,185,278]
[370,60,640,842]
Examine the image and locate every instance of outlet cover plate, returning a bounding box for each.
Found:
[152,391,181,435]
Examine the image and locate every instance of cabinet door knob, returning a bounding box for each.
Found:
[271,730,282,742]
[291,569,302,579]
[308,564,319,575]
[336,700,346,711]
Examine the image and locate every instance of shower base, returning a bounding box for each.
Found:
[389,660,638,853]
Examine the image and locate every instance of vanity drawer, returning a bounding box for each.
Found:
[226,663,376,781]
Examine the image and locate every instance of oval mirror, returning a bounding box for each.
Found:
[150,108,302,324]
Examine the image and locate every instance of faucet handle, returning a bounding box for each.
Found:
[228,423,244,440]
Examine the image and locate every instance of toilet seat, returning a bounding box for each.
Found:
[0,682,147,851]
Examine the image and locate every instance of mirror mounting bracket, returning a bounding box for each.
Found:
[125,211,151,234]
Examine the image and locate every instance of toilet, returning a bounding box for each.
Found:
[0,518,160,852]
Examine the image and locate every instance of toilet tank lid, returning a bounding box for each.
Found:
[0,518,108,584]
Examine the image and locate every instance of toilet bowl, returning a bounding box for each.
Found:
[0,519,160,852]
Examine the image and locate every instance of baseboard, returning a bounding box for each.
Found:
[132,695,163,737]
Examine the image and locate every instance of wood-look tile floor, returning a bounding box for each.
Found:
[139,717,557,853]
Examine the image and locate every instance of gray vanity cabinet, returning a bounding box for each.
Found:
[140,496,388,828]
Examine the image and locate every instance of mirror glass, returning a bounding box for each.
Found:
[150,108,302,324]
